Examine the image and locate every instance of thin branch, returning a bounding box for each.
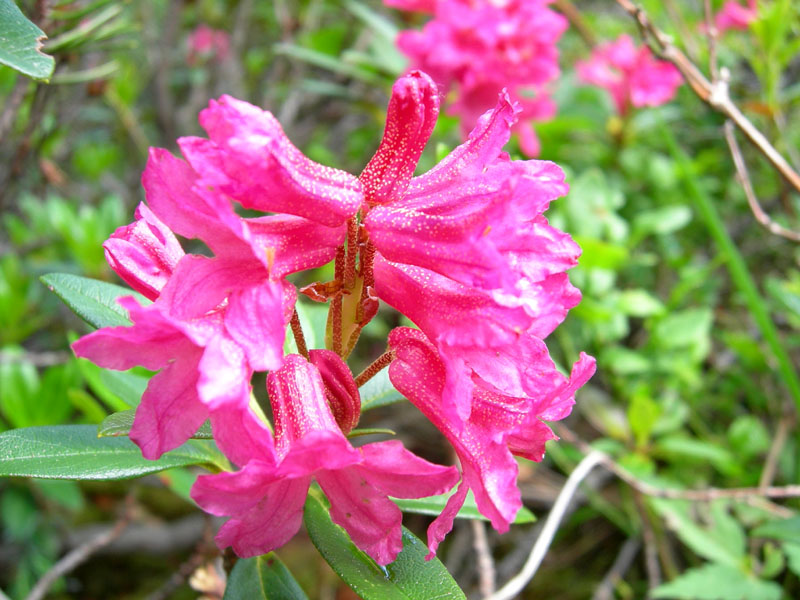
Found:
[555,425,800,507]
[354,350,394,387]
[290,308,309,358]
[26,497,134,600]
[552,0,596,47]
[702,0,719,81]
[632,490,661,589]
[614,0,800,195]
[471,519,496,598]
[759,409,795,489]
[489,451,605,600]
[591,537,641,600]
[723,120,800,242]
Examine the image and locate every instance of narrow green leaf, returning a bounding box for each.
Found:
[0,425,225,480]
[273,43,381,84]
[394,489,536,524]
[41,273,148,330]
[360,368,405,411]
[304,489,465,600]
[347,428,396,438]
[98,410,213,439]
[0,0,55,80]
[223,554,309,600]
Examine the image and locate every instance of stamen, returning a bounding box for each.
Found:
[290,308,309,359]
[354,350,395,388]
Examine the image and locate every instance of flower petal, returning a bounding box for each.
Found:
[129,355,208,459]
[360,71,440,205]
[193,96,362,226]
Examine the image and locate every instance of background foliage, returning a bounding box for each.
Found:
[2,0,800,598]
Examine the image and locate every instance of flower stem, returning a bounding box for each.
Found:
[354,350,395,388]
[290,308,308,358]
[344,217,358,290]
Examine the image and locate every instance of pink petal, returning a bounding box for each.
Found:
[357,440,459,499]
[142,148,245,254]
[360,71,440,205]
[158,254,263,322]
[193,469,310,558]
[194,96,362,227]
[224,280,293,372]
[196,332,251,410]
[71,297,195,372]
[209,406,277,468]
[317,468,405,565]
[383,0,436,13]
[129,355,208,459]
[246,215,346,279]
[388,328,522,536]
[308,349,361,435]
[103,202,184,301]
[426,482,469,557]
[373,257,531,349]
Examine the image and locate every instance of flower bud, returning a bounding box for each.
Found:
[309,349,361,435]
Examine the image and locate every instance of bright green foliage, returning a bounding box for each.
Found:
[651,564,781,600]
[304,489,466,600]
[0,425,226,479]
[224,554,310,600]
[394,489,536,524]
[0,0,55,80]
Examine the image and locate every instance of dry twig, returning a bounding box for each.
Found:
[614,0,800,195]
[471,519,496,598]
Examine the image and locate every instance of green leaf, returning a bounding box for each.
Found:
[650,499,745,567]
[303,489,466,600]
[98,410,213,439]
[0,425,225,480]
[0,0,55,80]
[753,516,800,545]
[41,273,148,330]
[394,489,536,524]
[651,564,781,600]
[223,554,309,600]
[360,368,405,411]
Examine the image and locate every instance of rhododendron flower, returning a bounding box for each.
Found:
[388,0,568,156]
[715,0,757,32]
[191,354,458,564]
[577,34,683,115]
[389,328,595,555]
[73,70,593,566]
[187,25,230,64]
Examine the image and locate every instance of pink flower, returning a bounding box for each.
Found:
[71,294,254,461]
[361,72,583,421]
[715,0,758,32]
[388,327,595,555]
[191,354,459,564]
[187,25,230,64]
[577,34,683,115]
[103,202,184,301]
[389,0,567,156]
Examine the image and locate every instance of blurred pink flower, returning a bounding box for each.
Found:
[191,354,458,564]
[187,25,230,64]
[389,0,568,156]
[715,0,758,32]
[577,34,683,115]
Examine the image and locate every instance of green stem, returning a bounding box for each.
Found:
[660,122,800,410]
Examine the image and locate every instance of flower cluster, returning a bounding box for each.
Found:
[386,0,568,157]
[73,71,593,564]
[714,0,758,33]
[187,25,231,64]
[577,34,683,115]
